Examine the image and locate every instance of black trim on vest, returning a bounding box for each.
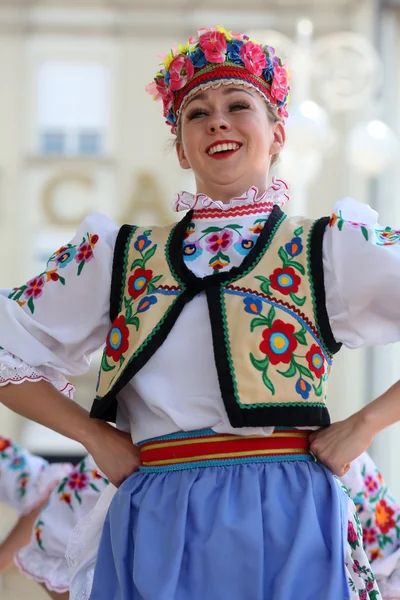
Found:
[309,218,342,355]
[109,225,136,324]
[169,205,285,291]
[90,290,196,422]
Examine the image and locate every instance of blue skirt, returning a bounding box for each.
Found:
[90,430,349,600]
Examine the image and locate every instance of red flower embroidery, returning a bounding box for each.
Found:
[60,492,72,505]
[269,267,301,296]
[24,276,45,299]
[205,230,233,253]
[0,437,12,452]
[67,471,89,491]
[375,499,396,534]
[364,475,379,493]
[106,315,130,363]
[90,234,99,247]
[75,242,94,263]
[128,268,153,299]
[259,320,298,365]
[362,526,377,546]
[306,344,325,378]
[348,521,358,544]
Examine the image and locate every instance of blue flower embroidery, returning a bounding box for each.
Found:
[234,238,255,256]
[295,378,312,399]
[183,243,203,262]
[134,235,151,252]
[56,247,77,268]
[244,296,262,315]
[137,295,158,313]
[285,237,303,258]
[9,456,27,470]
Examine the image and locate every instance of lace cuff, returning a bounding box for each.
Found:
[0,351,74,398]
[14,546,69,593]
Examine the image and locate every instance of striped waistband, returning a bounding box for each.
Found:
[138,428,313,473]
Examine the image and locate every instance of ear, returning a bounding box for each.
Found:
[270,121,286,157]
[176,142,191,170]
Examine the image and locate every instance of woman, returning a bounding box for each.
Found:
[1,26,400,598]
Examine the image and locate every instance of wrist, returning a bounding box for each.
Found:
[82,418,114,453]
[354,405,381,438]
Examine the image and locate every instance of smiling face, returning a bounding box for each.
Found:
[176,84,285,203]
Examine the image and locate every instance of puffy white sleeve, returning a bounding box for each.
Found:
[323,198,400,347]
[0,213,118,395]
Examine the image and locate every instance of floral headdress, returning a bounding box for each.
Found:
[145,26,290,134]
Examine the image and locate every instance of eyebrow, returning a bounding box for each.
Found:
[184,86,254,109]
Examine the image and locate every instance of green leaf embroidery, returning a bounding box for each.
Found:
[255,275,271,295]
[293,226,304,236]
[262,370,275,395]
[59,276,66,285]
[200,226,223,234]
[277,361,297,378]
[74,490,82,504]
[79,460,86,474]
[150,274,163,286]
[278,246,289,265]
[125,304,133,322]
[337,219,344,231]
[250,353,270,371]
[101,352,115,372]
[266,306,275,327]
[361,226,369,241]
[313,377,323,397]
[143,244,157,264]
[127,316,140,331]
[225,224,243,231]
[294,327,307,345]
[250,317,269,332]
[143,229,152,236]
[290,292,306,307]
[27,296,35,314]
[89,483,100,492]
[287,260,305,275]
[77,260,85,276]
[295,362,314,380]
[130,258,145,270]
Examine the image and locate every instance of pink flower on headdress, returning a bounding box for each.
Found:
[278,106,289,120]
[231,32,244,41]
[271,66,289,102]
[239,41,267,76]
[162,88,174,117]
[169,55,195,91]
[145,81,160,100]
[199,30,227,63]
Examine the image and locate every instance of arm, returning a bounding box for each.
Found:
[0,382,140,487]
[309,380,400,475]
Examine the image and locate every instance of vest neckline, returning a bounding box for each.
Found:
[167,204,286,292]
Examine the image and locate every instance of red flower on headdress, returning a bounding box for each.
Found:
[199,30,227,63]
[239,42,267,76]
[169,55,195,91]
[271,66,289,102]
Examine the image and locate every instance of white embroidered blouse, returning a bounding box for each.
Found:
[1,179,400,443]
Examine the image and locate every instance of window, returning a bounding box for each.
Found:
[37,61,109,156]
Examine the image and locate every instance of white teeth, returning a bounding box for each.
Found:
[208,142,240,155]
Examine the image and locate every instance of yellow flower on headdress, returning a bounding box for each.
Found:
[163,52,175,70]
[177,43,190,55]
[216,26,232,41]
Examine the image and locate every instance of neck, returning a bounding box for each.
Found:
[195,176,269,204]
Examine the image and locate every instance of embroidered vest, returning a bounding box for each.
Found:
[90,206,341,428]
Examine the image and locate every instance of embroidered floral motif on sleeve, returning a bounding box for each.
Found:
[329,211,400,246]
[7,233,99,314]
[0,436,31,499]
[102,230,161,374]
[55,458,109,514]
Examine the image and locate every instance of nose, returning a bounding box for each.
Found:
[207,115,231,135]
